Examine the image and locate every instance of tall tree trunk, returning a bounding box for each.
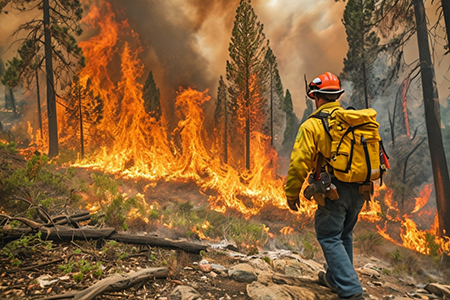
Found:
[8,88,17,117]
[245,68,250,170]
[224,93,228,164]
[270,63,274,145]
[43,0,59,158]
[414,0,450,237]
[360,0,369,109]
[442,0,450,51]
[35,69,43,139]
[78,86,84,158]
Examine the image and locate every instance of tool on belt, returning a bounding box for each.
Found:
[303,154,339,206]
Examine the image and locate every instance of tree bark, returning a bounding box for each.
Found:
[441,0,450,52]
[414,0,450,237]
[36,69,43,139]
[78,85,84,158]
[224,86,228,164]
[43,0,59,158]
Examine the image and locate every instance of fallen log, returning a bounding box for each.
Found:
[39,267,169,300]
[2,227,207,253]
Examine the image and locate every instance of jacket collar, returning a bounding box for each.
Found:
[314,101,341,115]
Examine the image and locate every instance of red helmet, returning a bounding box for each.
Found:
[307,72,344,99]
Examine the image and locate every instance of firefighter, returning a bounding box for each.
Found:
[284,72,364,300]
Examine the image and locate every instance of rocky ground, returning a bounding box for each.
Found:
[1,231,450,300]
[1,146,450,300]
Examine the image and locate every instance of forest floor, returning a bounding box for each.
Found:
[1,146,449,300]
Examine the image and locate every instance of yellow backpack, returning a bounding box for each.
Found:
[310,107,389,183]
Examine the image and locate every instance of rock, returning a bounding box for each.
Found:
[247,281,319,300]
[199,259,212,273]
[357,267,380,278]
[271,259,286,273]
[168,286,202,300]
[424,283,450,297]
[211,263,227,272]
[228,263,258,283]
[248,258,272,273]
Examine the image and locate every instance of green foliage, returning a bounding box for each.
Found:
[73,248,82,254]
[59,261,75,274]
[72,272,83,283]
[2,0,84,89]
[104,195,128,230]
[262,256,270,264]
[281,89,300,155]
[389,248,403,262]
[302,232,319,259]
[1,232,52,267]
[355,231,384,255]
[0,141,17,154]
[228,218,268,247]
[92,173,118,196]
[26,153,48,180]
[424,233,440,257]
[61,260,102,283]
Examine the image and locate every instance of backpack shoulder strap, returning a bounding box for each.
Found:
[308,108,340,139]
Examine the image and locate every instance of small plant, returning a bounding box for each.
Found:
[247,247,259,256]
[118,252,128,260]
[59,262,75,274]
[389,248,403,262]
[73,272,83,283]
[301,232,319,259]
[262,256,270,264]
[355,231,384,255]
[0,141,17,154]
[382,268,391,276]
[0,231,52,267]
[73,248,82,254]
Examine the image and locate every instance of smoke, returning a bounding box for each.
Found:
[2,0,449,127]
[81,0,348,121]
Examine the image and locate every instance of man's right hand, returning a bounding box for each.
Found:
[287,196,300,212]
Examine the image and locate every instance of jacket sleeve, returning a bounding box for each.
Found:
[284,124,317,198]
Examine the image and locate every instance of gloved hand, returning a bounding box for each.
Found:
[286,196,300,212]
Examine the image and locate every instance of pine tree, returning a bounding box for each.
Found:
[281,89,299,156]
[341,0,381,109]
[0,0,84,158]
[213,76,228,164]
[226,0,268,170]
[61,76,103,155]
[263,45,285,150]
[142,71,161,120]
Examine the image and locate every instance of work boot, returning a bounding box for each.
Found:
[317,271,337,293]
[335,294,364,300]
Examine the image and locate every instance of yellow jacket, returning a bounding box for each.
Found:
[284,101,342,198]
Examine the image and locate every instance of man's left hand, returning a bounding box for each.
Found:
[286,196,300,211]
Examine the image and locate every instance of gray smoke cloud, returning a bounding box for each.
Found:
[82,0,349,120]
[1,0,449,124]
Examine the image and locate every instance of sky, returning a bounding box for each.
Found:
[0,0,449,119]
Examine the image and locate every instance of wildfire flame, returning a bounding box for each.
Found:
[20,0,450,256]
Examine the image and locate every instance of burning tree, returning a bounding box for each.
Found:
[214,76,229,164]
[142,71,161,121]
[0,0,85,158]
[226,0,269,170]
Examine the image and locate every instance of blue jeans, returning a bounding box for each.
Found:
[315,178,365,298]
